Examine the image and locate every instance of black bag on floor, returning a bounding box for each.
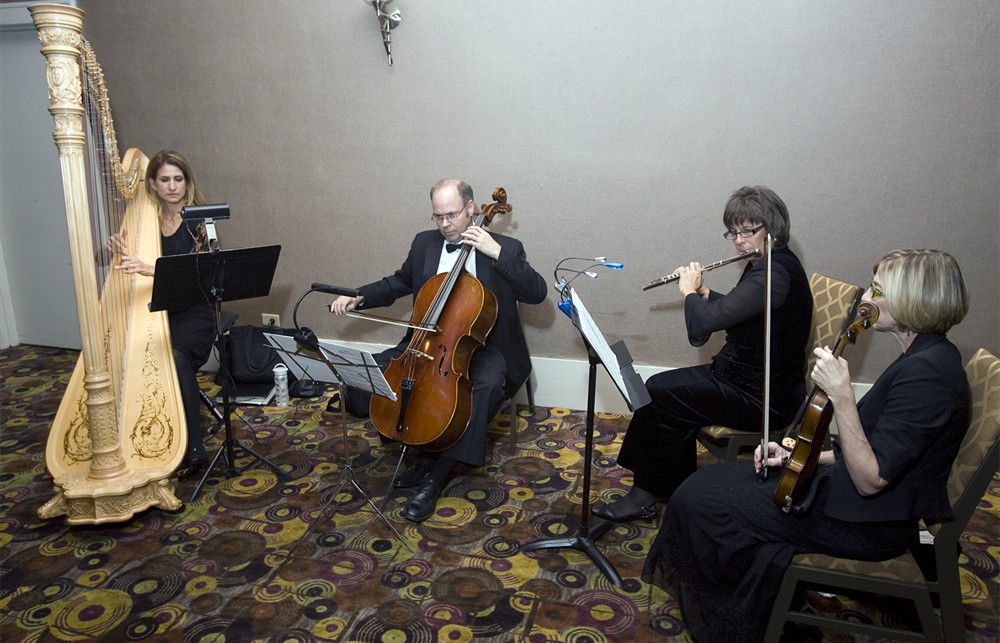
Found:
[220,325,294,384]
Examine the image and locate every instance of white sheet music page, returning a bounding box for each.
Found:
[263,333,397,400]
[569,288,630,398]
[316,340,397,400]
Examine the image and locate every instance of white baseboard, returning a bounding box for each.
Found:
[207,337,872,416]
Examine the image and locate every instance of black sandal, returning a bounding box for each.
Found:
[591,501,657,522]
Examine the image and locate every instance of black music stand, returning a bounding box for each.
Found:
[263,333,409,548]
[519,287,650,587]
[149,244,288,502]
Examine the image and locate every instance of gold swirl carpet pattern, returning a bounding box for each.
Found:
[1,345,997,642]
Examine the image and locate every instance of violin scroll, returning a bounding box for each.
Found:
[842,302,879,349]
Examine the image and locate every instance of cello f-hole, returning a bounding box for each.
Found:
[436,345,449,377]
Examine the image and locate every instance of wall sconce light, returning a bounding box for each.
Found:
[363,0,401,66]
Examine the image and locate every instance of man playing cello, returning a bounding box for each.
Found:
[328,178,547,522]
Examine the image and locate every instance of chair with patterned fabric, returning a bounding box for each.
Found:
[698,273,862,461]
[763,348,1000,642]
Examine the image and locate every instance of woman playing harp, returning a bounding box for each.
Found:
[111,150,217,480]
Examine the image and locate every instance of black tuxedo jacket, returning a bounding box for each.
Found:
[356,229,547,393]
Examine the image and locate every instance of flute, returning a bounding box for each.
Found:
[642,249,761,291]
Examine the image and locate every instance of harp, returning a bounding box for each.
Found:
[30,4,186,524]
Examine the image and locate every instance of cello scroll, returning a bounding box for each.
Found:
[479,187,512,227]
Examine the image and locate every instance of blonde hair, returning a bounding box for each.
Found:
[875,249,969,334]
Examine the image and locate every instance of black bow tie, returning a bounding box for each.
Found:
[445,243,463,253]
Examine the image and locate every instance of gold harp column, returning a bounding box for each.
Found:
[30,4,127,481]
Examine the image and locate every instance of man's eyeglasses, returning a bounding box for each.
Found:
[869,280,885,298]
[431,203,468,224]
[723,224,765,240]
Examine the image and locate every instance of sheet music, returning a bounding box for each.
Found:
[569,288,630,401]
[317,340,396,400]
[263,333,396,400]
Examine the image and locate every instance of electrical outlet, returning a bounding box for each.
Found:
[262,313,280,328]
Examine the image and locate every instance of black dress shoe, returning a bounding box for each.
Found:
[403,479,442,522]
[591,501,656,523]
[176,459,207,480]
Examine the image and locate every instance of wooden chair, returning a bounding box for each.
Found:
[504,377,535,453]
[698,273,862,461]
[500,304,537,453]
[763,348,1000,642]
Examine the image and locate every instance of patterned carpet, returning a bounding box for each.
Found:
[1,344,997,642]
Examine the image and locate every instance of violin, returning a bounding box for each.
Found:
[773,300,879,514]
[368,188,511,451]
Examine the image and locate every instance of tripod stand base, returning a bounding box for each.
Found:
[520,520,621,586]
[190,437,289,502]
[325,464,411,552]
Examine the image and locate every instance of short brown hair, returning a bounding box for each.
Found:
[722,186,790,247]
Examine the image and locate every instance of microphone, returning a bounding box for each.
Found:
[311,283,360,297]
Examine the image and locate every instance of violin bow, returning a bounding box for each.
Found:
[759,234,773,480]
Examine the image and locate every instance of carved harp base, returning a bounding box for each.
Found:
[37,475,182,525]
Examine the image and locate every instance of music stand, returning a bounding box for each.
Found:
[264,333,408,548]
[519,287,650,587]
[149,244,288,502]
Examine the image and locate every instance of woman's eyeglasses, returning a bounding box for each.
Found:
[723,224,765,240]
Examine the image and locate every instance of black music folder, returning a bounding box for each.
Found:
[149,245,280,313]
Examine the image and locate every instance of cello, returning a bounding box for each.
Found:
[773,301,879,514]
[369,187,511,451]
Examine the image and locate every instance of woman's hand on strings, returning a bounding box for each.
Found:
[106,231,129,256]
[810,346,855,406]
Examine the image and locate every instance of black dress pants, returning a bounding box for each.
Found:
[616,363,769,499]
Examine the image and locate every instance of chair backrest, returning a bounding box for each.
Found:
[938,348,1000,534]
[805,274,862,376]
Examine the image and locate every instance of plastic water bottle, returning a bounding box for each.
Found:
[273,363,289,406]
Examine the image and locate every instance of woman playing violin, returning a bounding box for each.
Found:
[592,186,813,523]
[644,249,971,642]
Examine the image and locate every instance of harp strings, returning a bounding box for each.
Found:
[81,43,131,410]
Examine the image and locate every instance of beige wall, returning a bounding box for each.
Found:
[68,0,999,383]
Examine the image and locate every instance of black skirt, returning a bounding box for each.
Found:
[642,461,916,642]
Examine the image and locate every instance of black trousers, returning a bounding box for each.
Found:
[169,304,215,464]
[617,363,799,499]
[345,343,507,468]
